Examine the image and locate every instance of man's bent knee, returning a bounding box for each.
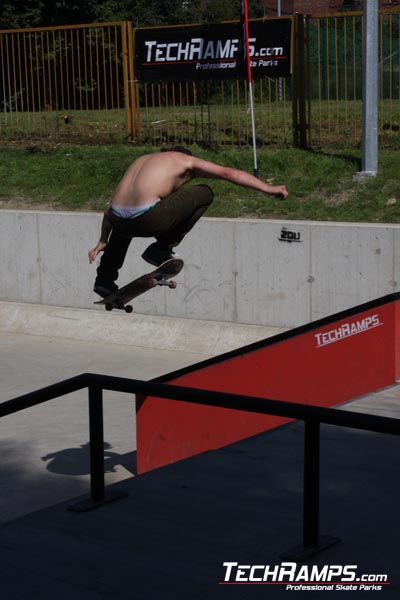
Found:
[191,184,214,206]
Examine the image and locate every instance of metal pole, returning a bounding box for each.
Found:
[88,385,105,502]
[303,419,320,548]
[67,382,128,512]
[357,0,379,178]
[277,1,283,101]
[242,0,258,177]
[248,80,259,178]
[280,418,340,560]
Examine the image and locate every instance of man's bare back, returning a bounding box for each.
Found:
[111,151,288,208]
[111,152,194,207]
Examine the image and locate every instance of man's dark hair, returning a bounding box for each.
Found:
[161,146,193,156]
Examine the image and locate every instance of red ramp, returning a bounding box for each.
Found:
[136,294,400,473]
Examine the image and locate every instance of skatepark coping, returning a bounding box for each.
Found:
[0,301,285,354]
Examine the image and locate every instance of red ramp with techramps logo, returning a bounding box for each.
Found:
[136,293,400,474]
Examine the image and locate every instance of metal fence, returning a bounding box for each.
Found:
[134,76,293,147]
[308,7,400,148]
[1,9,399,148]
[0,21,133,143]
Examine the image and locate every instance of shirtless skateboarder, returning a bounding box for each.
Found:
[88,147,288,297]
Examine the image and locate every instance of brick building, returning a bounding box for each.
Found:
[263,0,398,16]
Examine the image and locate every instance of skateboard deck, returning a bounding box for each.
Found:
[94,258,184,313]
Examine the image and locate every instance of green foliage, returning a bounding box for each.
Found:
[2,145,400,224]
[86,0,139,23]
[131,0,195,27]
[0,0,266,30]
[0,0,43,29]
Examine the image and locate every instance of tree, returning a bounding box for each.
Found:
[196,0,264,24]
[0,0,267,30]
[131,0,197,27]
[86,0,140,23]
[0,0,43,29]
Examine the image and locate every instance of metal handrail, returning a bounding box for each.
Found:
[2,373,399,434]
[1,372,399,559]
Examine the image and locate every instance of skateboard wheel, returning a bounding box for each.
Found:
[149,278,157,287]
[125,305,133,313]
[105,303,113,311]
[168,280,177,289]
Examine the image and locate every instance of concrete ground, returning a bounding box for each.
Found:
[0,331,212,524]
[0,307,399,598]
[0,384,399,599]
[0,302,285,524]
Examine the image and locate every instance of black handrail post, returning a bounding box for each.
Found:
[303,418,320,548]
[67,382,128,512]
[89,384,105,502]
[280,419,340,561]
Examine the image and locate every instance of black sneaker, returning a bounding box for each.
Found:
[141,243,179,267]
[93,277,118,298]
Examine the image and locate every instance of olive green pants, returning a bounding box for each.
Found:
[97,184,213,284]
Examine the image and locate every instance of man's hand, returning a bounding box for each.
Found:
[88,241,108,264]
[269,185,288,199]
[88,207,113,264]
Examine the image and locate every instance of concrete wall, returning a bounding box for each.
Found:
[1,209,399,328]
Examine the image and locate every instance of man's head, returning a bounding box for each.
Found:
[161,146,193,156]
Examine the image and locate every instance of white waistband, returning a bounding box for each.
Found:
[110,199,160,219]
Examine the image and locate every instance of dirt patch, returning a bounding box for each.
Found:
[321,188,354,206]
[0,198,66,211]
[0,197,106,212]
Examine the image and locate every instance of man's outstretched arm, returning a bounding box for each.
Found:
[190,157,288,198]
[88,207,113,264]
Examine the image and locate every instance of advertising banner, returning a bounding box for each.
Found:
[135,19,292,82]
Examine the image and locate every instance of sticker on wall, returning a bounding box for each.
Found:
[278,227,302,243]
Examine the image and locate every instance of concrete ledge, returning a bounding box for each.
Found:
[0,302,285,355]
[3,210,400,328]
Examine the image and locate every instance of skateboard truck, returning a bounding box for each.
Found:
[153,275,177,288]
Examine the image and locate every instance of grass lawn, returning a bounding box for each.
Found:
[1,143,399,223]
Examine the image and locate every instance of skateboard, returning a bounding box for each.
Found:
[94,258,184,313]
